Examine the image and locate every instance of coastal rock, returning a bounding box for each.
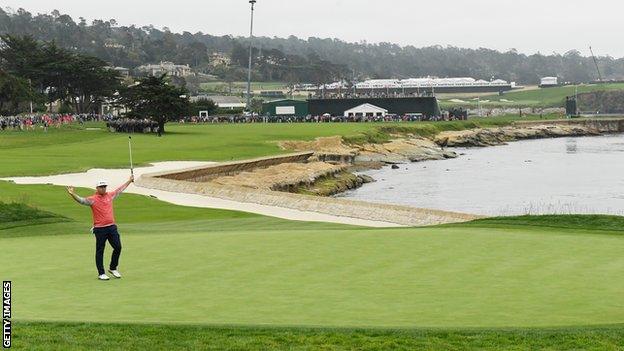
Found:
[280,135,455,165]
[358,174,375,183]
[477,107,565,117]
[356,137,455,163]
[267,121,610,197]
[297,171,368,196]
[434,125,600,147]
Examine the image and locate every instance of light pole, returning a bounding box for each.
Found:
[246,0,257,112]
[28,79,33,114]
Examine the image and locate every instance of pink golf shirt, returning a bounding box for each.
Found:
[79,183,129,228]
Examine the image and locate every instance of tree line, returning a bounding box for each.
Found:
[0,34,218,132]
[0,35,120,114]
[2,7,624,85]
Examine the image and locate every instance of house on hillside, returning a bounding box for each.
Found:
[136,61,192,77]
[209,53,231,67]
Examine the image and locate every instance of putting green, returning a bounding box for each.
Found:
[3,219,624,328]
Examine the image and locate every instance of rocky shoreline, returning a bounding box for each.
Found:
[185,120,622,198]
[434,124,600,147]
[270,121,619,196]
[131,119,624,227]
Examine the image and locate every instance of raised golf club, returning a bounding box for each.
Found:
[128,135,134,177]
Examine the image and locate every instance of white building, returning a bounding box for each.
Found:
[136,61,192,77]
[540,77,559,87]
[344,103,388,117]
[190,95,246,110]
[355,77,512,89]
[295,77,515,92]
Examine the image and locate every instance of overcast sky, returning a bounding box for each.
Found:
[4,0,622,57]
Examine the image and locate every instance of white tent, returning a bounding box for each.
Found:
[344,103,388,117]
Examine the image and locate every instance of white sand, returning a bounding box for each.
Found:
[2,162,401,228]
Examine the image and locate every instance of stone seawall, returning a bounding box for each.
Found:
[137,169,480,227]
[157,152,314,182]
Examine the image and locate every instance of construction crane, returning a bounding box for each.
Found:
[589,46,603,83]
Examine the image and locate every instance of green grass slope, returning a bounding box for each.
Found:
[440,82,624,108]
[458,214,624,233]
[0,116,554,177]
[0,201,69,230]
[0,182,349,239]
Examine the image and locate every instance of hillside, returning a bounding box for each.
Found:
[2,7,624,85]
[439,83,624,109]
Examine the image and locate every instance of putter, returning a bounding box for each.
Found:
[128,136,134,177]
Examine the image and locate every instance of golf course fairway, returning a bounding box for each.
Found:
[1,122,624,349]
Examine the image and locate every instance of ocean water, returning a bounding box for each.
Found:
[338,135,624,216]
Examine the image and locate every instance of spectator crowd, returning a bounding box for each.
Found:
[0,113,112,131]
[178,112,467,124]
[2,110,468,135]
[106,119,160,134]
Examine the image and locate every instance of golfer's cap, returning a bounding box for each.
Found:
[96,180,108,188]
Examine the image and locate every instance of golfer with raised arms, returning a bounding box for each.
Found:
[67,175,134,280]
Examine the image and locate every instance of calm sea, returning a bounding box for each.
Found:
[339,135,624,216]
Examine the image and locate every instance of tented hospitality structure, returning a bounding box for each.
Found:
[296,77,515,94]
[344,103,388,117]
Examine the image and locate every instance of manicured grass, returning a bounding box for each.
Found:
[2,182,624,329]
[12,321,624,350]
[440,82,624,108]
[0,116,551,177]
[0,122,378,176]
[5,223,624,328]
